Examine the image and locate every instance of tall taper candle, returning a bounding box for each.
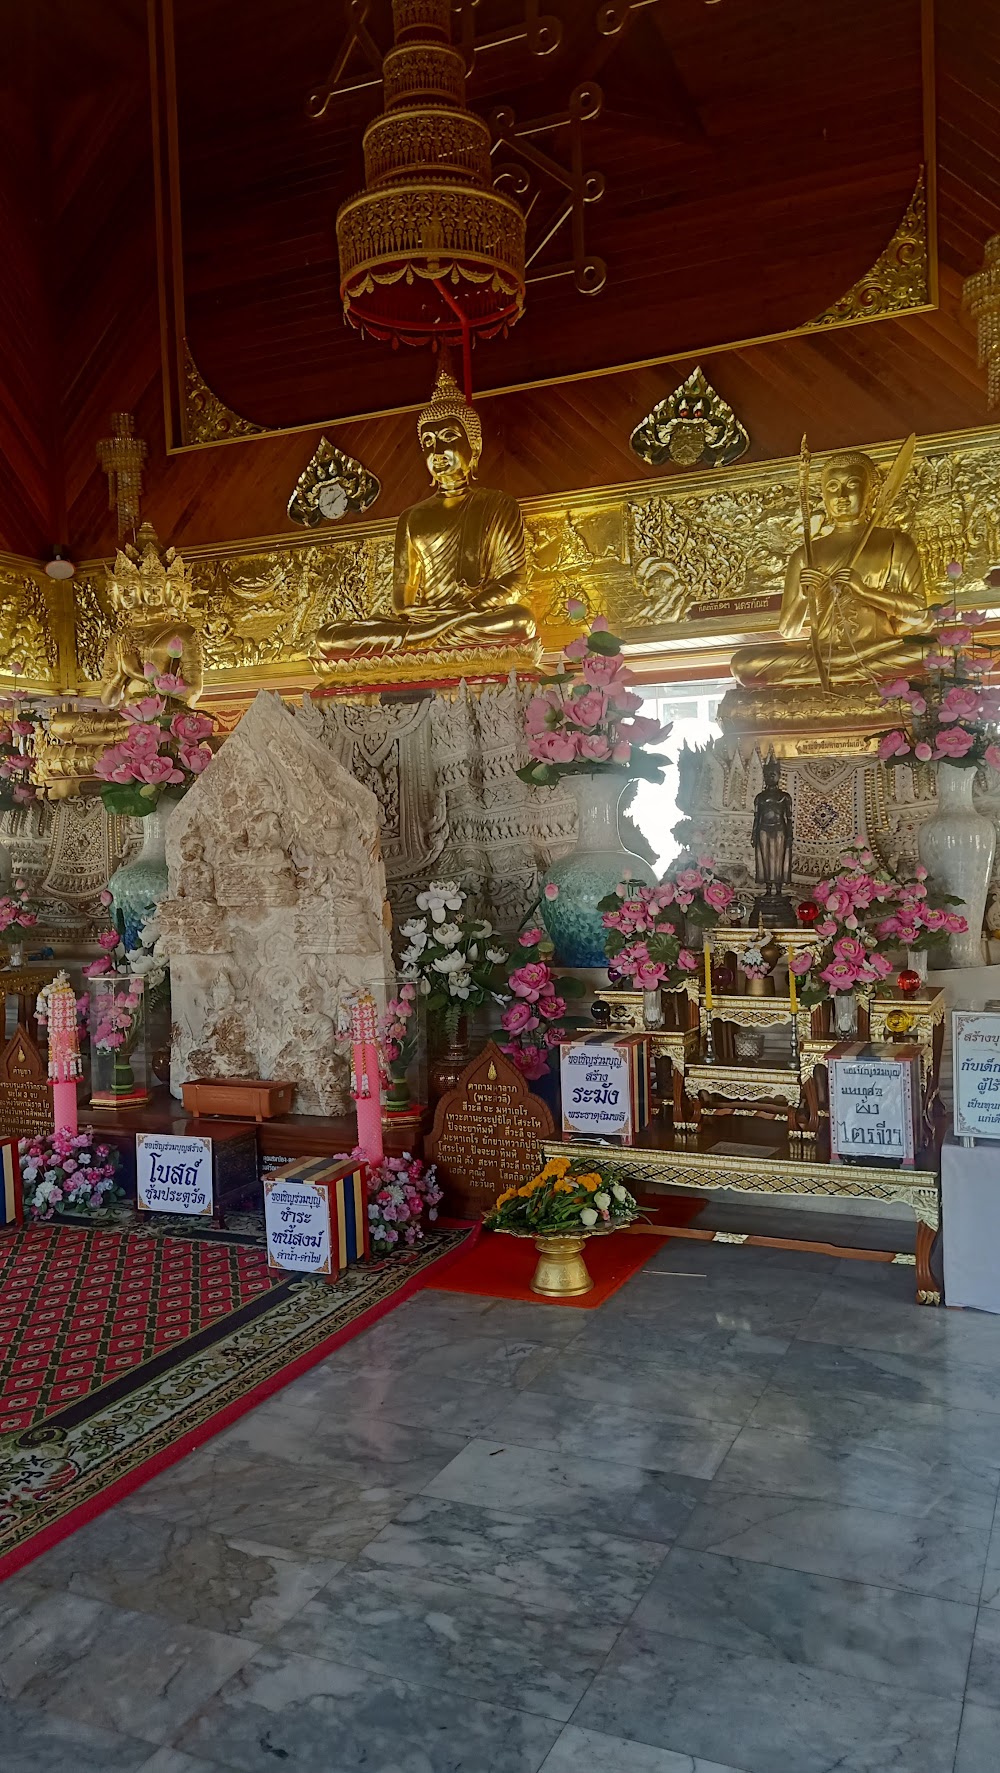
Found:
[703,937,713,1011]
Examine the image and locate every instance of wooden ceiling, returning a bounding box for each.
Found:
[0,0,998,566]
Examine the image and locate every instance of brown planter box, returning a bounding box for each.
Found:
[181,1077,296,1122]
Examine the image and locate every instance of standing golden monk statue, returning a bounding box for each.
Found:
[314,370,536,664]
[730,447,929,690]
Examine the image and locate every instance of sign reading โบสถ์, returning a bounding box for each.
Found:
[953,1011,1000,1140]
[136,1132,214,1215]
[264,1177,333,1275]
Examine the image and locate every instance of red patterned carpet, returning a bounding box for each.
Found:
[0,1219,473,1580]
[0,1226,276,1436]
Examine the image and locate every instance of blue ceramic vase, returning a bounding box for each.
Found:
[539,773,655,966]
[108,794,180,950]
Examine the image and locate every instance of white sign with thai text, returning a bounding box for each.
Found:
[828,1051,918,1166]
[954,1011,1000,1140]
[560,1040,632,1141]
[137,1132,214,1215]
[264,1178,333,1275]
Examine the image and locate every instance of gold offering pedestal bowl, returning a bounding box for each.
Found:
[496,1220,637,1299]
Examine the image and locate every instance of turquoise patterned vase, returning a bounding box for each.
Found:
[108,794,180,950]
[540,773,655,966]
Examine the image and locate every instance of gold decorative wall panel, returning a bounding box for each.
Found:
[806,172,929,329]
[61,422,1000,696]
[0,559,60,691]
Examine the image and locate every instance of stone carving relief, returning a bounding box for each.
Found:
[160,690,393,1114]
[0,799,138,933]
[300,674,650,930]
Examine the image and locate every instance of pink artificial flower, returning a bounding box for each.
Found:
[122,723,161,757]
[985,745,1000,772]
[935,725,976,759]
[878,730,911,762]
[530,731,577,765]
[790,949,814,975]
[153,672,189,697]
[525,689,564,737]
[939,686,983,722]
[864,952,894,980]
[610,687,643,715]
[824,886,855,920]
[577,734,612,763]
[509,962,552,1002]
[923,653,950,670]
[938,625,973,647]
[618,715,667,746]
[519,927,545,947]
[120,695,166,724]
[833,935,867,964]
[138,754,185,786]
[166,635,185,657]
[879,678,911,700]
[170,710,214,744]
[943,910,969,934]
[611,740,631,763]
[83,956,113,979]
[543,883,559,900]
[633,961,667,990]
[566,596,586,620]
[581,653,629,691]
[704,879,734,912]
[820,959,859,992]
[567,687,608,729]
[97,930,120,951]
[677,948,699,971]
[179,742,212,774]
[920,906,947,932]
[563,636,589,661]
[501,1001,538,1034]
[537,995,567,1019]
[915,741,933,762]
[99,889,113,906]
[591,615,610,632]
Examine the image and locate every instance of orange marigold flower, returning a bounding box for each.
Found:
[553,1179,575,1194]
[494,1188,518,1209]
[574,1172,602,1192]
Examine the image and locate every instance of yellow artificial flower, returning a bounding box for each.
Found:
[543,1156,571,1179]
[574,1172,603,1193]
[494,1188,518,1209]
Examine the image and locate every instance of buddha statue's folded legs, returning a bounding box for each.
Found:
[731,633,932,691]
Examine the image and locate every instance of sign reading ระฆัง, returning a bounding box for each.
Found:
[828,1045,921,1168]
[559,1035,651,1143]
[136,1132,214,1215]
[264,1177,333,1277]
[953,1011,1000,1140]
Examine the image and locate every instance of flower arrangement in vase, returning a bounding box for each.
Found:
[790,846,965,1027]
[519,610,672,967]
[380,983,426,1118]
[0,878,38,965]
[486,1154,641,1296]
[95,645,215,817]
[398,881,508,1042]
[877,593,1000,967]
[499,927,581,1082]
[598,860,735,991]
[0,698,40,810]
[20,1130,121,1221]
[364,1149,443,1256]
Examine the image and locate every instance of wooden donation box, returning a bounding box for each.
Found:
[265,1156,369,1274]
[181,1077,296,1122]
[828,1044,922,1167]
[427,1041,555,1219]
[136,1122,258,1222]
[0,1137,22,1229]
[0,1024,52,1141]
[559,1034,652,1144]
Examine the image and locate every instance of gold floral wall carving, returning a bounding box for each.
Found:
[54,422,1000,695]
[806,172,929,328]
[0,560,60,690]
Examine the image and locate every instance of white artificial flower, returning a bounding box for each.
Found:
[418,978,431,995]
[416,880,465,923]
[594,1191,611,1210]
[486,947,506,964]
[580,1207,598,1227]
[401,918,428,940]
[611,1183,628,1202]
[466,942,479,962]
[432,951,465,975]
[436,922,462,948]
[472,919,493,938]
[400,943,426,967]
[449,970,472,999]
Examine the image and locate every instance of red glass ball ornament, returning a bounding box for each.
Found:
[897,969,922,997]
[797,900,820,926]
[713,964,735,993]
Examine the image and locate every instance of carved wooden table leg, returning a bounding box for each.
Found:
[915,1219,941,1306]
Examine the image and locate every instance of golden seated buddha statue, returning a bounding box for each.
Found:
[730,448,929,693]
[313,370,537,675]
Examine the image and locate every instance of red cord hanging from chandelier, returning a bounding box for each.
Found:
[336,0,527,395]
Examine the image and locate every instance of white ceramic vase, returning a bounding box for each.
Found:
[539,773,655,967]
[918,762,995,968]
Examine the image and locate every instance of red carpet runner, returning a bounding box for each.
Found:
[0,1219,473,1581]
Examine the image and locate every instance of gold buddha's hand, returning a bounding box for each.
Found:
[798,567,831,595]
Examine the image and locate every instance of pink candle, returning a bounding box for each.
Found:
[349,992,385,1167]
[36,971,81,1134]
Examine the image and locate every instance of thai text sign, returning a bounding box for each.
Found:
[953,1011,1000,1140]
[264,1178,333,1275]
[137,1132,214,1214]
[561,1039,633,1141]
[828,1046,919,1167]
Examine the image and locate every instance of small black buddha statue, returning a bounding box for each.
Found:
[751,750,795,926]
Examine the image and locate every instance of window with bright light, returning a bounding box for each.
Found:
[628,680,726,874]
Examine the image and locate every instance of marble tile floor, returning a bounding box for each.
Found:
[3,1242,1000,1771]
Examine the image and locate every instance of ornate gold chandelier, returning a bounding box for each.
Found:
[964,234,1000,408]
[336,0,526,372]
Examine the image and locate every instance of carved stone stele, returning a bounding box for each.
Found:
[160,690,394,1115]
